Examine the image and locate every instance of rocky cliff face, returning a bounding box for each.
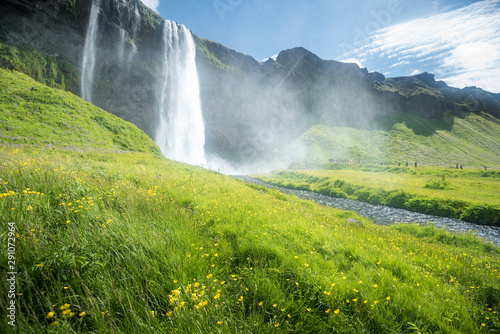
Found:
[1,0,499,165]
[1,0,164,137]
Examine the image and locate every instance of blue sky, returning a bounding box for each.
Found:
[142,0,500,93]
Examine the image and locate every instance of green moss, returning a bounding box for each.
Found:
[137,0,163,34]
[194,37,234,71]
[0,42,78,93]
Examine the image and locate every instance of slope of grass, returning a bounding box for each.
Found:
[286,112,500,167]
[1,146,500,333]
[0,69,160,154]
[1,66,500,333]
[255,167,500,226]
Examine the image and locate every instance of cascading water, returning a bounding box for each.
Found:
[81,0,101,102]
[117,28,126,65]
[155,20,206,166]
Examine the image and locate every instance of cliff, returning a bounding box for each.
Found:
[1,0,499,165]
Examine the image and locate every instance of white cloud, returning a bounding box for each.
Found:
[348,0,500,92]
[445,42,499,71]
[141,0,160,13]
[390,60,409,68]
[410,69,421,76]
[262,54,279,62]
[338,58,364,68]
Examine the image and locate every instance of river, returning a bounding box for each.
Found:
[235,176,500,246]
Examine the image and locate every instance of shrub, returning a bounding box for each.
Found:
[461,204,500,226]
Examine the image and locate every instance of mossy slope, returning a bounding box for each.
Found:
[0,68,160,154]
[288,112,500,167]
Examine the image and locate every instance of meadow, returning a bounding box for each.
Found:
[255,166,500,226]
[1,69,500,333]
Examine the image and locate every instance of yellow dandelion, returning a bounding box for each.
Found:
[60,303,70,310]
[325,309,330,313]
[273,304,277,307]
[79,312,86,317]
[386,296,391,301]
[258,302,263,306]
[46,311,55,318]
[217,321,223,325]
[50,321,58,327]
[334,309,340,314]
[307,308,311,312]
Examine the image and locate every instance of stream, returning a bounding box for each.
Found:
[234,176,500,246]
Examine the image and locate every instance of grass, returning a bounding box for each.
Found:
[0,68,160,154]
[1,70,500,333]
[2,146,500,333]
[255,167,500,226]
[287,112,500,167]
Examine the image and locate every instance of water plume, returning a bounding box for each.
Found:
[155,20,206,166]
[81,0,101,102]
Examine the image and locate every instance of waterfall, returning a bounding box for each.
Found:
[155,20,206,166]
[117,28,126,65]
[81,0,101,102]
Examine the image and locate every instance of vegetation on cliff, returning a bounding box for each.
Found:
[0,43,78,93]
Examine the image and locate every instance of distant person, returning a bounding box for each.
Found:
[415,162,417,168]
[484,165,488,170]
[406,162,409,167]
[398,162,401,167]
[456,163,459,169]
[460,164,463,169]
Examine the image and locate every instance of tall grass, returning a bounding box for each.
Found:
[1,147,499,333]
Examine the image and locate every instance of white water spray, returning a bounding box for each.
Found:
[81,0,101,102]
[117,28,126,65]
[155,21,206,166]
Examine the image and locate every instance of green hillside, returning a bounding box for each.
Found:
[0,69,160,154]
[287,112,500,167]
[1,70,500,333]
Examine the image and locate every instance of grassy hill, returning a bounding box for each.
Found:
[0,69,160,154]
[1,70,500,333]
[286,112,500,168]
